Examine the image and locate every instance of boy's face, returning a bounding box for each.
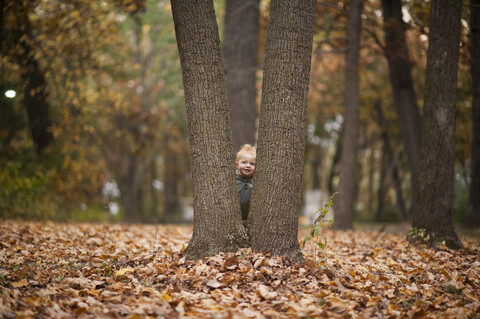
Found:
[236,153,256,178]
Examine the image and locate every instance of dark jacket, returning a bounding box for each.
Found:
[236,172,253,220]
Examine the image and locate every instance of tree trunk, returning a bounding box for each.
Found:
[1,2,54,154]
[382,0,421,199]
[224,0,259,151]
[150,155,160,221]
[171,0,248,260]
[122,15,152,223]
[328,129,342,195]
[375,140,388,222]
[248,0,316,264]
[374,100,407,221]
[410,0,463,249]
[465,0,480,227]
[310,145,322,189]
[367,145,375,215]
[390,154,407,221]
[123,154,144,223]
[334,0,364,230]
[21,56,54,154]
[163,130,181,221]
[15,8,54,154]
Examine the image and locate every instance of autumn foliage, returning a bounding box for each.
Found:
[1,221,479,318]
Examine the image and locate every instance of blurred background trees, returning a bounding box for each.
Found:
[0,0,475,227]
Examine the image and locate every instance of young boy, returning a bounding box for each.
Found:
[235,144,256,220]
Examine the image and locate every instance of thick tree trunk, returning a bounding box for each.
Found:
[171,0,248,260]
[410,0,463,249]
[465,0,480,227]
[224,0,259,151]
[382,0,421,199]
[22,57,54,154]
[17,10,54,154]
[248,0,316,264]
[2,2,54,154]
[334,0,364,230]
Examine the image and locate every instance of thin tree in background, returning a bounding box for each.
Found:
[248,0,316,263]
[123,15,150,222]
[464,0,480,228]
[334,0,364,230]
[410,0,463,249]
[224,0,260,150]
[374,100,407,221]
[381,0,421,201]
[171,0,248,259]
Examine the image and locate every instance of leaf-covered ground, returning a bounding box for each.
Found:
[1,221,479,318]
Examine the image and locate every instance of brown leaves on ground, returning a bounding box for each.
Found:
[1,221,479,318]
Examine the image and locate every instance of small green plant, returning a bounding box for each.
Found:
[302,192,337,263]
[408,227,430,244]
[443,284,463,295]
[238,249,248,259]
[103,264,113,277]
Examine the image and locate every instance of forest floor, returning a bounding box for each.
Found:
[1,221,479,318]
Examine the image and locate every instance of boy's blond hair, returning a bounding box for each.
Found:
[236,144,256,161]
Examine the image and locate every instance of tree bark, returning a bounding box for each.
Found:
[390,154,407,221]
[410,0,463,249]
[334,0,364,230]
[12,3,54,154]
[150,155,160,221]
[163,129,181,221]
[328,128,342,195]
[171,0,248,260]
[382,0,421,198]
[123,153,144,223]
[224,0,260,151]
[465,0,480,227]
[367,144,375,215]
[375,139,388,222]
[21,56,54,154]
[374,100,407,221]
[310,145,322,189]
[248,0,316,264]
[122,15,153,223]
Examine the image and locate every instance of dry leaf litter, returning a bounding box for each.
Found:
[1,221,479,318]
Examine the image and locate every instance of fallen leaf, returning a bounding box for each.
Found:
[206,278,222,288]
[115,268,134,277]
[257,284,277,300]
[11,278,28,288]
[355,265,369,272]
[161,293,173,302]
[1,221,479,319]
[386,257,398,266]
